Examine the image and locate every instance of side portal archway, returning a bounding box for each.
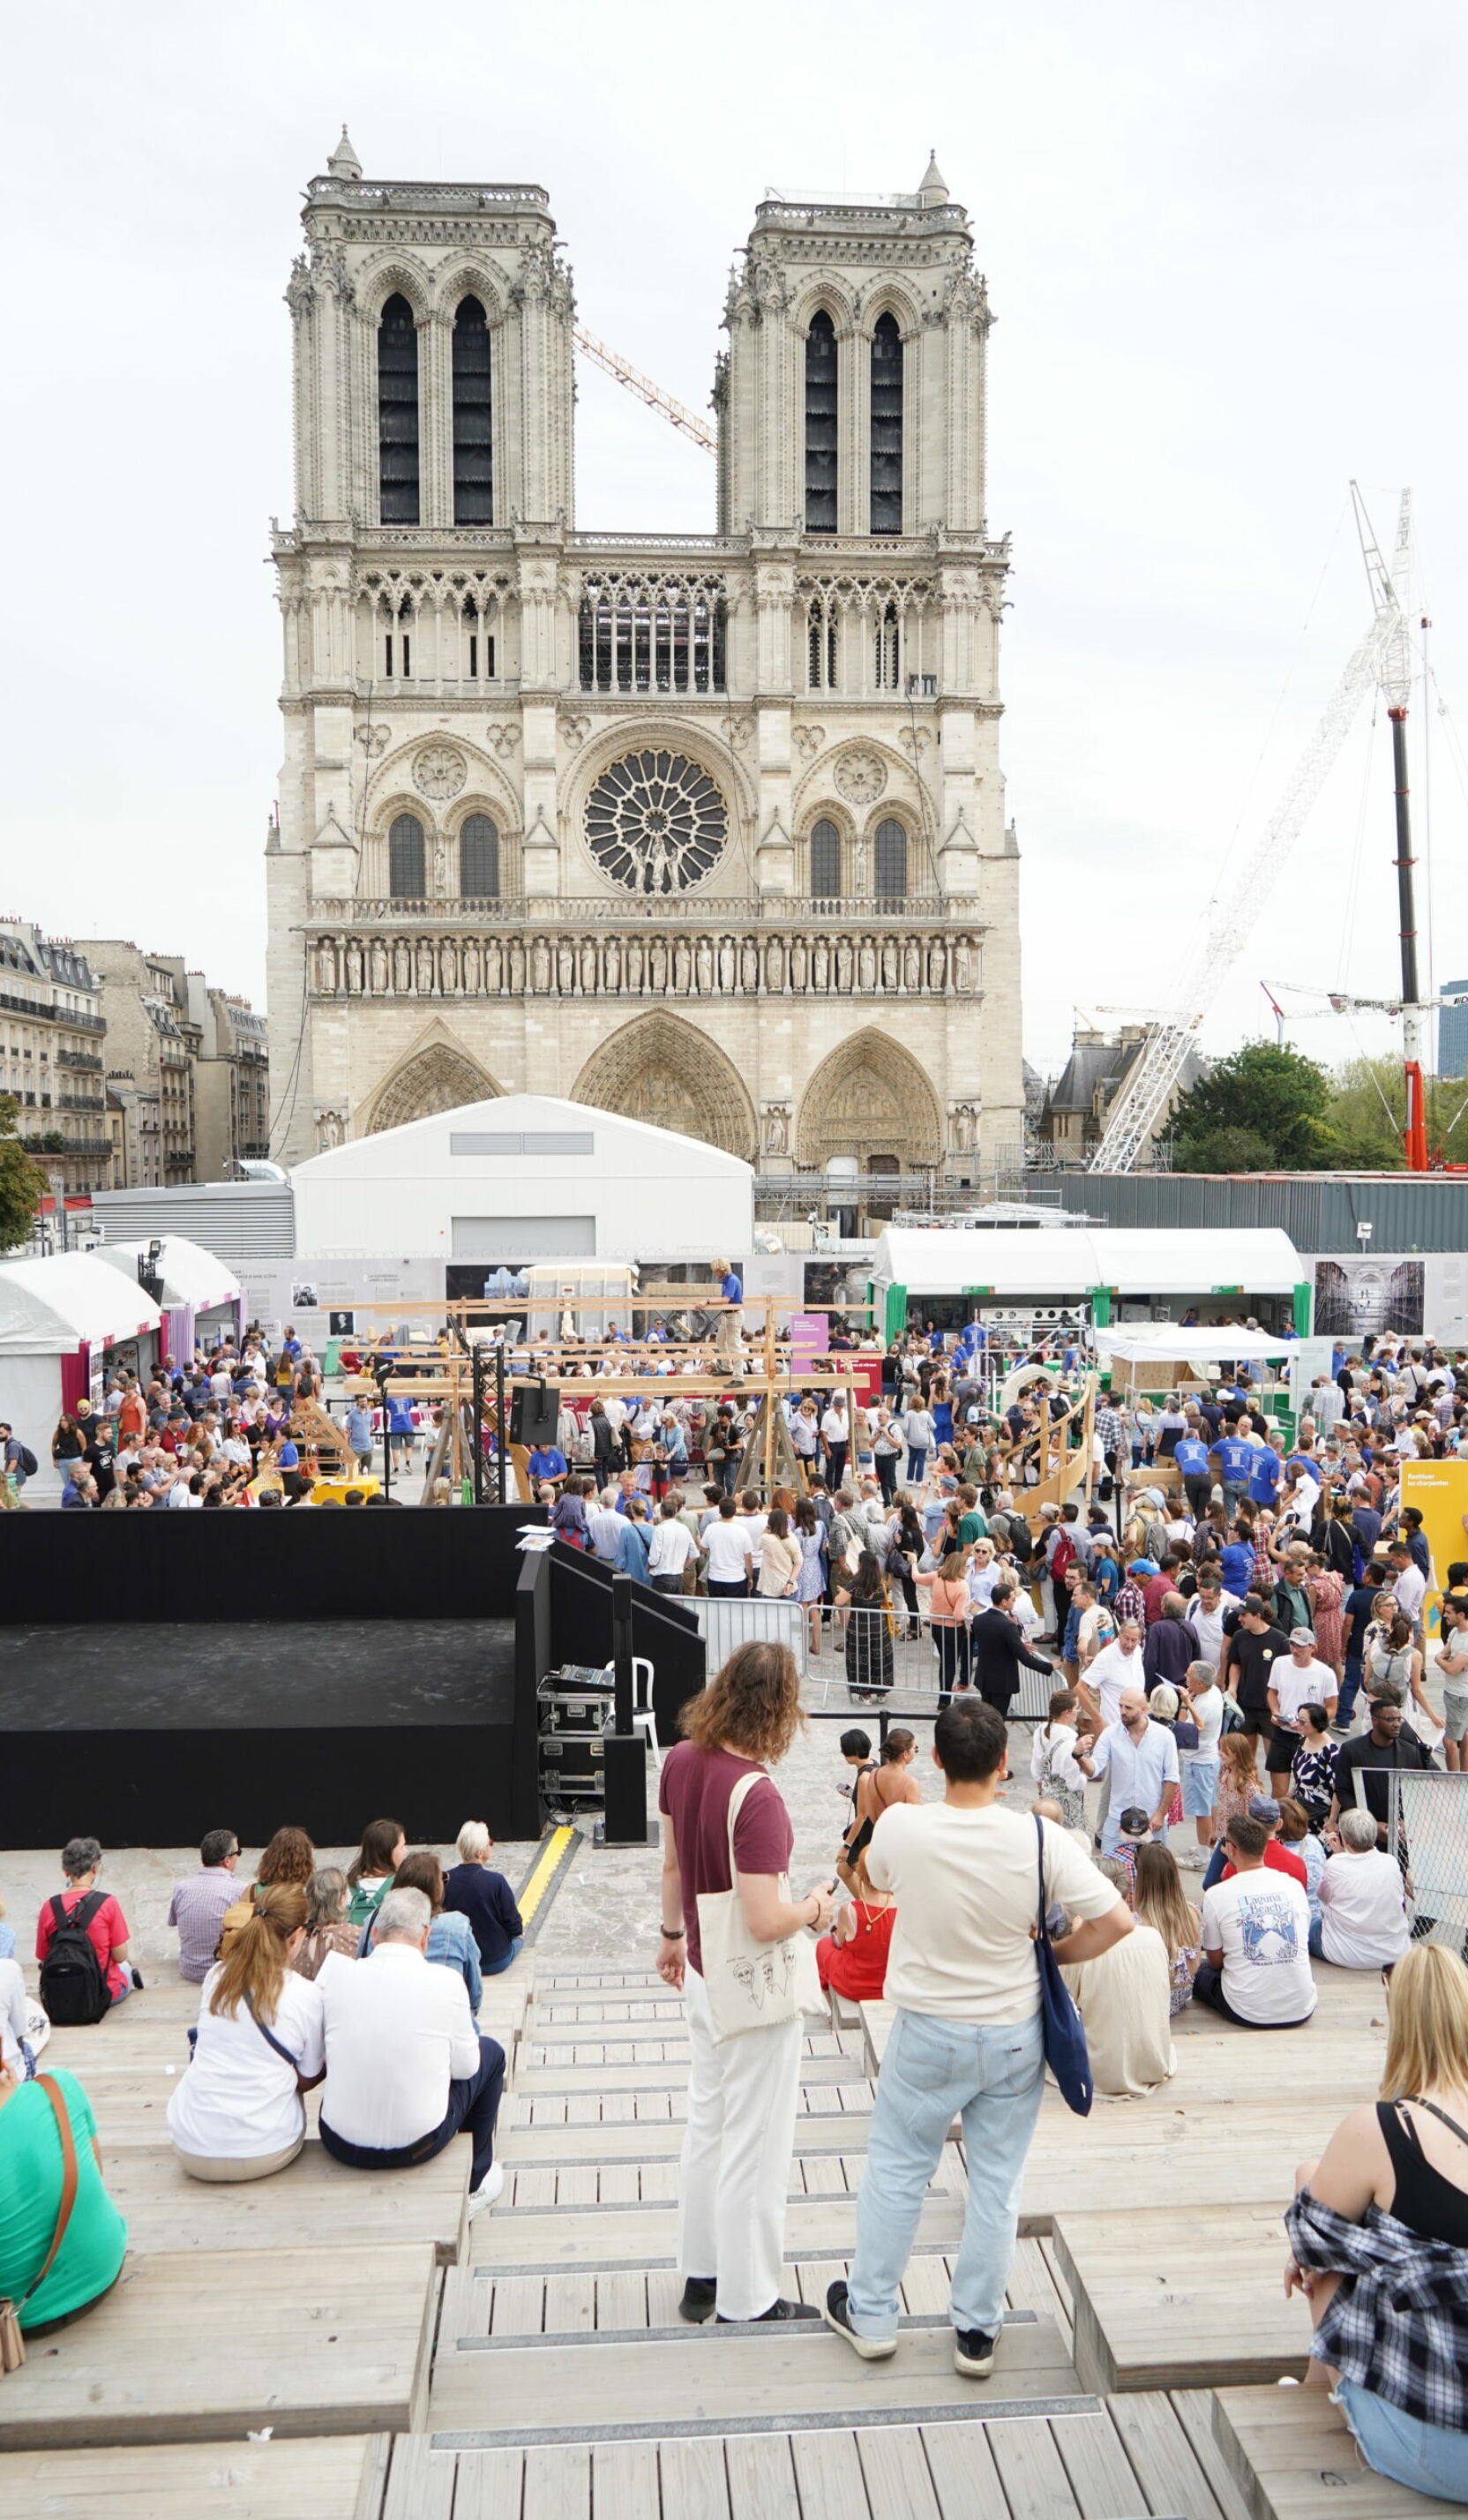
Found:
[366,1037,502,1134]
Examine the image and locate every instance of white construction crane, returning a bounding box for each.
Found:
[1088,484,1413,1173]
[573,325,717,455]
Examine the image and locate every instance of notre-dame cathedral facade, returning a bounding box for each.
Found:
[266,131,1023,1183]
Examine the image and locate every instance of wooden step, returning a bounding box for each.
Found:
[505,2078,879,2129]
[468,2185,968,2274]
[427,2310,1087,2446]
[519,2025,859,2059]
[1211,2381,1468,2517]
[511,2053,867,2094]
[1051,2207,1304,2395]
[1018,2102,1360,2233]
[495,2148,943,2211]
[388,2395,1238,2520]
[101,2139,468,2266]
[498,2104,910,2167]
[0,2243,437,2451]
[0,2434,391,2519]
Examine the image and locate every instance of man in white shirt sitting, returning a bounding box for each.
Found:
[1196,1813,1315,2028]
[1313,1807,1411,1971]
[318,1886,506,2210]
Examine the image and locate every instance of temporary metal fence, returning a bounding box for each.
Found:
[1380,1774,1468,1951]
[689,1594,1054,1722]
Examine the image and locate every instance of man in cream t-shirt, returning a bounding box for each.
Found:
[823,1700,1129,2380]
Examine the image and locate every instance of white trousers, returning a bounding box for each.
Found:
[678,1965,802,2320]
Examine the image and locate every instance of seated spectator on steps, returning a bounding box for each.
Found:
[167,1828,243,1984]
[1196,1814,1316,2029]
[167,1883,325,2183]
[1203,1793,1310,1894]
[0,2059,127,2336]
[35,1839,139,2018]
[218,1827,316,1963]
[317,1887,506,2216]
[363,1851,483,2017]
[345,1819,407,1931]
[816,1851,896,2000]
[1133,1840,1203,2016]
[443,1823,523,1977]
[290,1869,361,1982]
[1284,1945,1468,2505]
[1313,1808,1411,1973]
[1060,1855,1177,2096]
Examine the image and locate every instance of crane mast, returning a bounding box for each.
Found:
[1088,486,1412,1174]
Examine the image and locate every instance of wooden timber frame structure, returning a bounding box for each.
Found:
[341,1290,877,1505]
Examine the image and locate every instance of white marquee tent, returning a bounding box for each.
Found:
[871,1225,1307,1339]
[0,1253,163,1493]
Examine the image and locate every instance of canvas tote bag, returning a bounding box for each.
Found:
[696,1769,823,2043]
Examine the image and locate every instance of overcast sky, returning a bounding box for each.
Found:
[6,0,1466,1085]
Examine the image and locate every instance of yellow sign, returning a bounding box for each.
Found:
[1399,1459,1468,1638]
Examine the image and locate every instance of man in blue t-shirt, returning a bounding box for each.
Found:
[1247,1436,1284,1510]
[1173,1430,1214,1518]
[1210,1429,1255,1511]
[713,1257,744,1370]
[527,1443,568,1489]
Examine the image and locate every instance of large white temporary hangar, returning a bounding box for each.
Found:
[289,1096,754,1265]
[870,1225,1310,1341]
[0,1252,164,1489]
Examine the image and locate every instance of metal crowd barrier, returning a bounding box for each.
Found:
[1384,1774,1468,1951]
[688,1595,1054,1723]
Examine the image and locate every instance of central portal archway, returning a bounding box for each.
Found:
[571,1014,759,1162]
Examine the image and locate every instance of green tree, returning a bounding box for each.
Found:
[1170,1040,1338,1172]
[0,1093,49,1250]
[1323,1057,1468,1171]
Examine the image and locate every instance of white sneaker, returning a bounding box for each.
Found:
[468,2160,506,2216]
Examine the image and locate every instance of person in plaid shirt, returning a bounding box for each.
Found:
[1284,1942,1468,2500]
[1112,1571,1148,1630]
[1094,1398,1126,1501]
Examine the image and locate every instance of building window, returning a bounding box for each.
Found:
[810,819,842,900]
[378,294,420,523]
[453,296,493,524]
[873,599,900,688]
[578,575,726,694]
[460,813,499,898]
[873,816,908,899]
[807,608,838,690]
[805,310,837,534]
[388,811,426,898]
[870,313,903,534]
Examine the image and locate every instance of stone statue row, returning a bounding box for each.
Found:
[309,929,982,1001]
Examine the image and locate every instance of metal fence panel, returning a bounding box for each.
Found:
[1387,1774,1468,1949]
[690,1597,1052,1722]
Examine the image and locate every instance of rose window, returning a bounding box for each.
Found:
[584,749,727,894]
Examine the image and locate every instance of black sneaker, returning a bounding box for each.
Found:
[954,2326,997,2378]
[679,2278,717,2324]
[715,2298,821,2323]
[822,2280,896,2360]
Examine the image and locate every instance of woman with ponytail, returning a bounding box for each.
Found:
[167,1882,326,2182]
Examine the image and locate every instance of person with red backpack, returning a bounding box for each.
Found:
[35,1841,140,2024]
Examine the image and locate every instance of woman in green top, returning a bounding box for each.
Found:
[0,2063,127,2330]
[344,1816,406,1930]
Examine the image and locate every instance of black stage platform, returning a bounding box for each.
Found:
[1,1509,544,1849]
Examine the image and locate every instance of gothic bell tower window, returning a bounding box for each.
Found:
[453,297,493,524]
[584,750,728,895]
[388,812,426,898]
[378,296,420,523]
[870,313,903,534]
[805,311,837,534]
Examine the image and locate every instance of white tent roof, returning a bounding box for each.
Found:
[1094,1324,1297,1364]
[290,1093,752,1181]
[95,1234,240,1313]
[871,1226,1303,1299]
[0,1253,164,1355]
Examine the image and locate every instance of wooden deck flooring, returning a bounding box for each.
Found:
[19,1944,1459,2517]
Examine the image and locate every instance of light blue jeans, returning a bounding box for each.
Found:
[846,2007,1045,2342]
[1336,2381,1468,2501]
